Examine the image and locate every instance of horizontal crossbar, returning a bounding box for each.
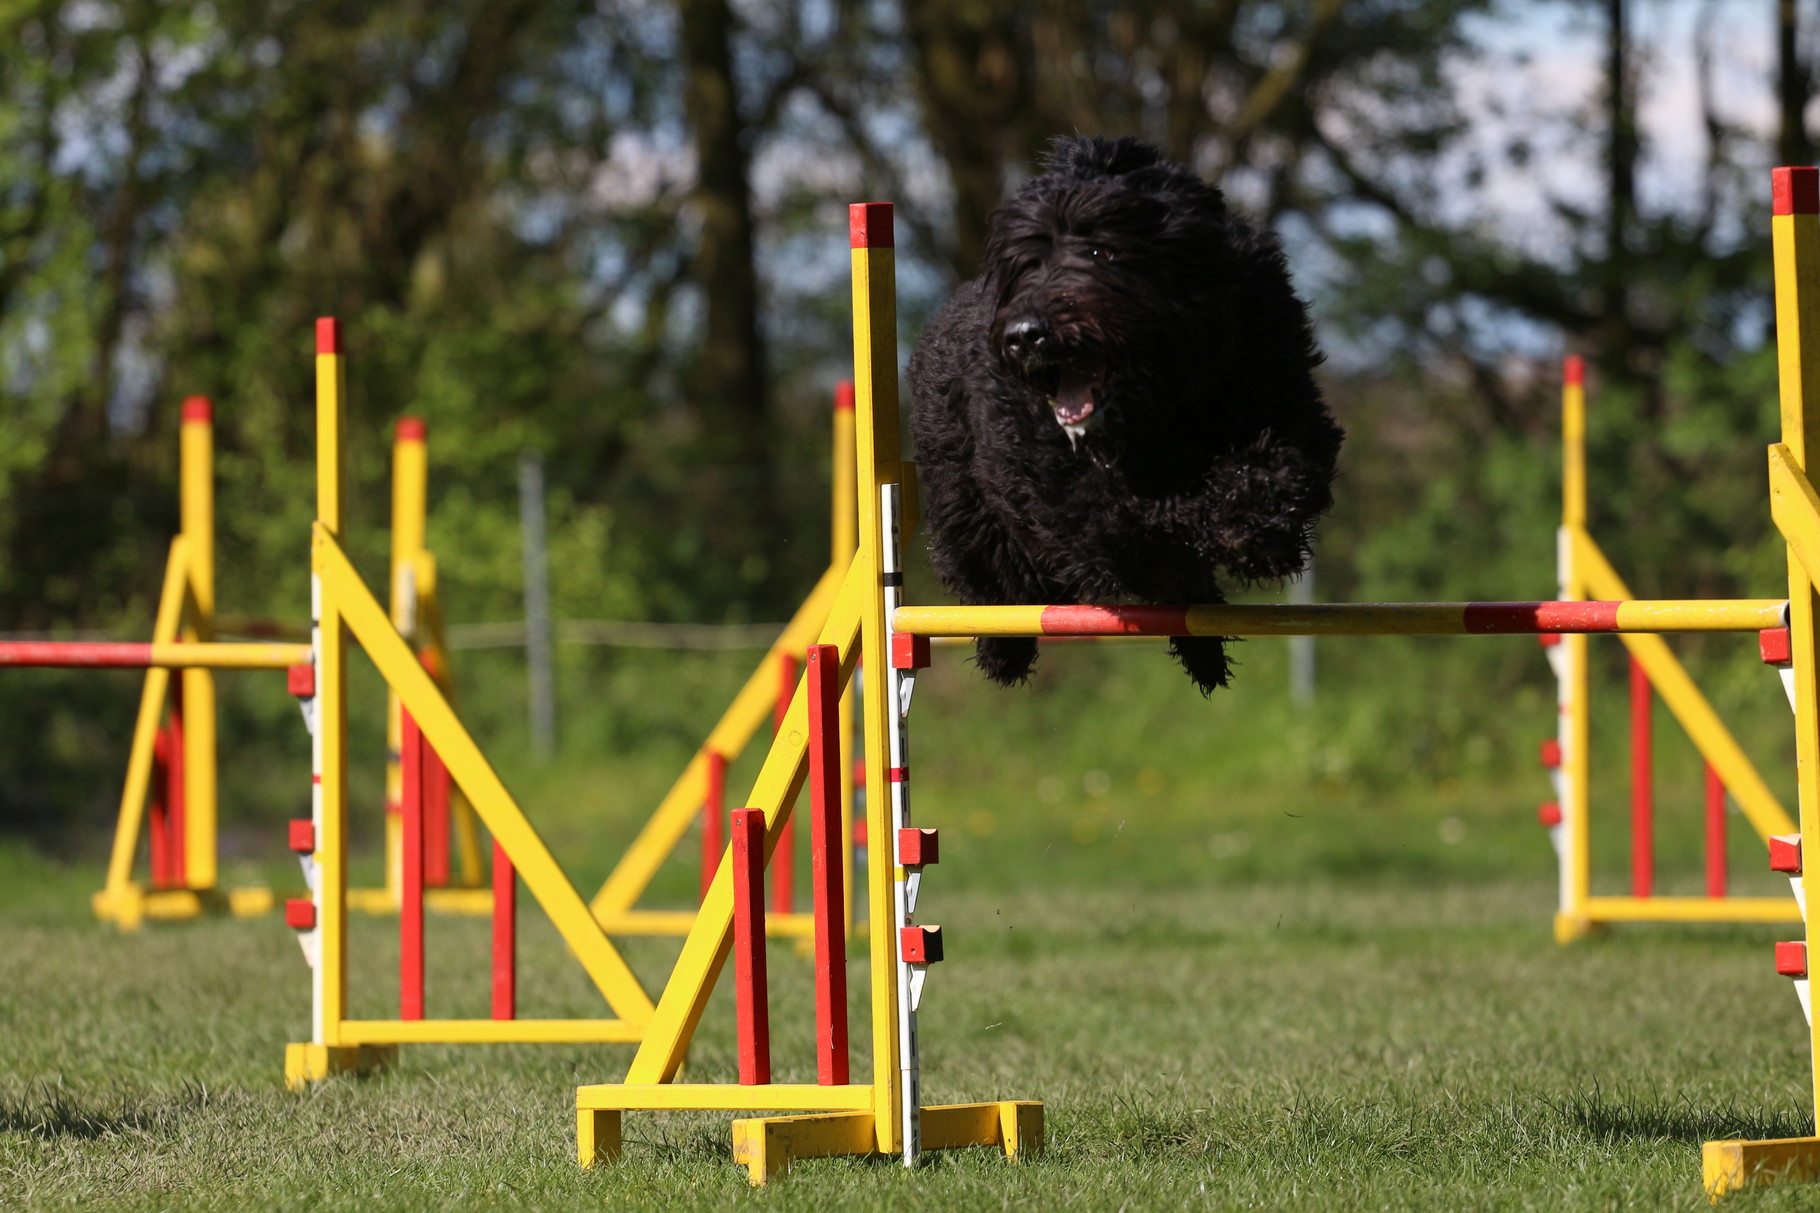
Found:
[337,1019,644,1045]
[0,641,310,670]
[892,600,1787,638]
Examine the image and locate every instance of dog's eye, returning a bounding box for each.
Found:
[1087,245,1115,262]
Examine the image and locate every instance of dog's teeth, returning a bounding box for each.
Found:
[1062,422,1086,450]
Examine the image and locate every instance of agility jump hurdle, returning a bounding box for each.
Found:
[1700,166,1820,1198]
[79,400,477,929]
[1540,358,1799,942]
[566,201,1803,1186]
[283,318,657,1086]
[585,385,859,940]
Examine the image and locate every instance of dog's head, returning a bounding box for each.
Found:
[982,136,1239,449]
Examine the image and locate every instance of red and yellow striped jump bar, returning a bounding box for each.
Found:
[0,641,311,670]
[892,600,1787,639]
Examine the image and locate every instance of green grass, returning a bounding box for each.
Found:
[2,636,1814,1208]
[0,876,1814,1210]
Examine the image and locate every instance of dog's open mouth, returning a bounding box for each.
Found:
[1047,367,1107,446]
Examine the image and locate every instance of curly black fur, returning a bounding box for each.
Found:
[906,135,1343,694]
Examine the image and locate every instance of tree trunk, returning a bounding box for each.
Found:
[1780,0,1812,169]
[1604,0,1634,338]
[905,2,1029,278]
[678,0,777,568]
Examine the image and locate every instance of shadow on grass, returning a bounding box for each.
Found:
[1550,1082,1810,1145]
[0,1079,216,1141]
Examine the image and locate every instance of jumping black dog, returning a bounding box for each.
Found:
[907,135,1343,693]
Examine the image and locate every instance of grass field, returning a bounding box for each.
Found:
[3,637,1816,1209]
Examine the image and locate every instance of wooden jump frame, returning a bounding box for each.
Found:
[568,185,1820,1193]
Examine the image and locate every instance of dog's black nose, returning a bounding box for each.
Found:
[1001,315,1050,362]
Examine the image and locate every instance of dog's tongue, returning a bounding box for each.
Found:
[1052,373,1098,427]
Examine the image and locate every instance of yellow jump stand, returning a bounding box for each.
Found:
[92,399,473,929]
[1702,167,1820,1199]
[284,318,653,1087]
[573,205,1041,1183]
[90,397,270,928]
[1546,363,1800,942]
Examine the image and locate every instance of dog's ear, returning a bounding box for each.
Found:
[1042,135,1161,180]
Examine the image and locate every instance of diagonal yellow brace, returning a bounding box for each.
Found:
[99,537,191,914]
[590,558,848,918]
[314,524,654,1026]
[1571,529,1797,843]
[623,554,870,1084]
[1773,444,1820,591]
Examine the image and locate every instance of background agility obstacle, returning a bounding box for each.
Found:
[1539,357,1800,941]
[77,396,478,930]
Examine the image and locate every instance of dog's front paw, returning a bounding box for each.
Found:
[1168,635,1232,695]
[973,636,1039,687]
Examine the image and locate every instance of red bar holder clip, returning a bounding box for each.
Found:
[288,819,315,854]
[287,663,316,698]
[1761,627,1793,666]
[891,633,931,670]
[901,924,944,964]
[898,827,939,867]
[284,898,317,930]
[1777,940,1808,979]
[1537,802,1562,828]
[1538,739,1561,769]
[1770,833,1804,875]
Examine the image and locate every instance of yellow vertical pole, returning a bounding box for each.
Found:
[849,203,904,1157]
[1557,357,1592,942]
[1772,166,1820,1121]
[313,318,350,1047]
[179,397,217,889]
[387,417,429,902]
[833,382,858,935]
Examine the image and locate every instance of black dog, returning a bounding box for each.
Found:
[906,135,1342,693]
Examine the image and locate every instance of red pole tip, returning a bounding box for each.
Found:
[395,417,427,443]
[849,202,894,249]
[834,380,855,411]
[1774,167,1820,216]
[315,317,342,354]
[180,396,213,424]
[1562,355,1584,386]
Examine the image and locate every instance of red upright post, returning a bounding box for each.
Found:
[1705,762,1728,898]
[165,682,187,888]
[149,728,173,889]
[772,653,798,914]
[730,806,771,1085]
[400,706,426,1020]
[419,650,451,887]
[1629,655,1654,898]
[700,749,726,903]
[491,837,516,1020]
[424,744,451,887]
[806,644,850,1084]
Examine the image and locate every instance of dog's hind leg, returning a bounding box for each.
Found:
[1168,635,1233,695]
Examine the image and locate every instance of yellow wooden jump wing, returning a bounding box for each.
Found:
[1571,528,1797,843]
[313,523,655,1027]
[620,552,868,1085]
